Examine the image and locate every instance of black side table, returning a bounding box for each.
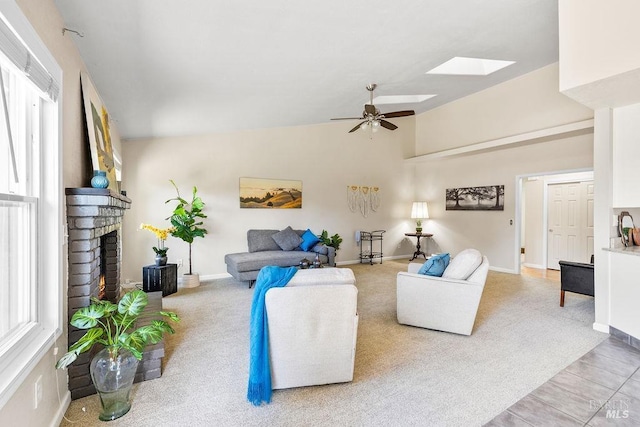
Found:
[404,233,433,261]
[142,264,178,296]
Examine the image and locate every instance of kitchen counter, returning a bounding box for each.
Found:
[603,245,640,256]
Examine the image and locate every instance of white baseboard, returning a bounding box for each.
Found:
[50,390,71,427]
[522,263,546,269]
[490,266,518,274]
[199,273,232,281]
[593,322,610,334]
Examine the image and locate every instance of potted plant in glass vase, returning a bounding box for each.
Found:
[56,290,179,421]
[166,180,208,287]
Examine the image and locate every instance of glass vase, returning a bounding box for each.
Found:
[90,347,139,421]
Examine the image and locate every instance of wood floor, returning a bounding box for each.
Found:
[521,265,560,282]
[486,337,640,426]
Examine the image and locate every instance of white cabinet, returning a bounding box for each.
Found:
[613,103,640,207]
[609,251,640,338]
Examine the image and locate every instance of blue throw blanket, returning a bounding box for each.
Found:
[247,266,297,406]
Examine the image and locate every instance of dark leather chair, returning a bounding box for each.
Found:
[558,258,594,307]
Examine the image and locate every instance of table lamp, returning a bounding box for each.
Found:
[411,201,429,233]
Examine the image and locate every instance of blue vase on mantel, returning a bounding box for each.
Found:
[91,170,109,189]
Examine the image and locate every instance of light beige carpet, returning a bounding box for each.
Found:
[59,260,605,426]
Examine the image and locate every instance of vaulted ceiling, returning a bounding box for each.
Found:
[53,0,559,140]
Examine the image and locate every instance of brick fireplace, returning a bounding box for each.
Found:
[65,188,165,399]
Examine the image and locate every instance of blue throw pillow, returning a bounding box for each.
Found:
[299,229,321,251]
[417,253,450,277]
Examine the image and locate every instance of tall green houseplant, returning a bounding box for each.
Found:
[166,180,208,276]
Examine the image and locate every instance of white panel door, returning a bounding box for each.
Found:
[547,181,593,270]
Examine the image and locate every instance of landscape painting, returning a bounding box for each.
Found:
[446,185,504,211]
[239,177,302,209]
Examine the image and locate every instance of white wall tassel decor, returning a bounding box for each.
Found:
[359,186,370,217]
[347,185,359,212]
[370,186,380,212]
[347,185,380,217]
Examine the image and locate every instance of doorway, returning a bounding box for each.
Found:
[517,170,594,275]
[547,181,594,270]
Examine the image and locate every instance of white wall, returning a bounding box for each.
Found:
[559,0,640,110]
[415,63,593,155]
[121,118,418,282]
[412,64,594,272]
[412,135,593,273]
[523,178,544,268]
[593,108,613,332]
[559,0,640,93]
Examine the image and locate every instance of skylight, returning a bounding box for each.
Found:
[426,57,515,76]
[372,95,436,105]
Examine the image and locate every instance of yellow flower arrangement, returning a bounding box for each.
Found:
[140,223,175,256]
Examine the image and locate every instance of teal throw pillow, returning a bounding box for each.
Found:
[417,253,450,277]
[299,229,321,251]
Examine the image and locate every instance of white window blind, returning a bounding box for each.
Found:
[0,14,58,101]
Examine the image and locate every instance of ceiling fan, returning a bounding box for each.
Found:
[331,84,415,133]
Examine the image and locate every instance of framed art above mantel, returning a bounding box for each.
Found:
[81,72,120,192]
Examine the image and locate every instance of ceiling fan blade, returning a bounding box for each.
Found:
[364,104,376,115]
[380,120,398,131]
[331,117,364,121]
[349,121,366,133]
[382,110,415,118]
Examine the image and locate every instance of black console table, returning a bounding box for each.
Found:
[142,264,178,296]
[405,233,433,261]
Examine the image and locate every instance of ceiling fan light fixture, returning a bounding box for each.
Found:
[332,83,415,135]
[361,119,380,132]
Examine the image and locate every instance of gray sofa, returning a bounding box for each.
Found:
[225,229,336,284]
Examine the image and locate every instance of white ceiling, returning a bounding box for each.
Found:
[53,0,559,140]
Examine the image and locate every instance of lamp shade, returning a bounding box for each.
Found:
[411,201,429,219]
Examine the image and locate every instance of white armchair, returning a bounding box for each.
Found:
[265,268,358,390]
[397,249,489,335]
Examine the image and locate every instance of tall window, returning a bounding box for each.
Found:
[0,61,40,344]
[0,2,61,408]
